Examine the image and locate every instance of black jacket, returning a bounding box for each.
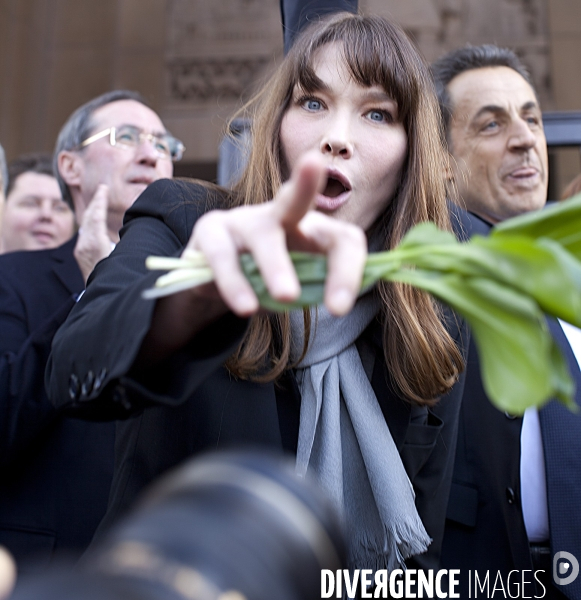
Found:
[47,178,473,570]
[440,212,581,600]
[0,237,115,571]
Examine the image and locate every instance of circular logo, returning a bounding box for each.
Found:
[553,551,580,586]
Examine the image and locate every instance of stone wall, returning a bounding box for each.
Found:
[162,0,283,166]
[0,0,167,159]
[361,0,552,107]
[0,0,579,190]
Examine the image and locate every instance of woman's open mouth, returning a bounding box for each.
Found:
[315,171,352,211]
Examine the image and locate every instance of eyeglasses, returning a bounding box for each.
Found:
[79,125,185,161]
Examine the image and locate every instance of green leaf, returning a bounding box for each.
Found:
[468,236,581,326]
[383,269,575,414]
[397,221,459,247]
[146,202,581,415]
[240,252,326,311]
[493,193,581,259]
[382,224,581,327]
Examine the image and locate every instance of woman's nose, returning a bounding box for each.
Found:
[320,123,353,158]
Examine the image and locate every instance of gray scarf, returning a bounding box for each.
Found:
[290,294,431,571]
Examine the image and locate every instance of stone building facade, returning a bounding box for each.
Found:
[0,0,579,194]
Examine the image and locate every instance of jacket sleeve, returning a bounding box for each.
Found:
[0,261,79,468]
[46,179,248,421]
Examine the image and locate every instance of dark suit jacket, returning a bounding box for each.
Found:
[440,212,581,599]
[47,178,472,570]
[0,237,115,571]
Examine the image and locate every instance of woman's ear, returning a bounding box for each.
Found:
[58,150,83,187]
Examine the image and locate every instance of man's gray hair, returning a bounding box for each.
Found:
[0,143,7,196]
[431,44,536,138]
[53,90,149,208]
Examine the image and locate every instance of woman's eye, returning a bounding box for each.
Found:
[302,98,323,111]
[367,110,389,123]
[367,110,385,123]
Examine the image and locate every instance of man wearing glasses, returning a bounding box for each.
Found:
[0,90,183,572]
[56,90,183,281]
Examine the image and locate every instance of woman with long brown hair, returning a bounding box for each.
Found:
[48,13,470,575]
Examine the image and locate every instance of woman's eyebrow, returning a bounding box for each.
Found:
[297,78,330,94]
[361,90,396,103]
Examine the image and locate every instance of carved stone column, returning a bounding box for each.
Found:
[162,0,283,173]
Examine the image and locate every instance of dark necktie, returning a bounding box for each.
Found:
[539,320,581,600]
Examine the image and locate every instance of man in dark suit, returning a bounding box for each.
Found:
[432,45,581,600]
[0,90,181,572]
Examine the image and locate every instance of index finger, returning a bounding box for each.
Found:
[272,151,327,228]
[83,184,109,224]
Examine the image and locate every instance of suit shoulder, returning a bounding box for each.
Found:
[0,245,65,282]
[0,235,76,268]
[0,240,80,301]
[0,248,50,271]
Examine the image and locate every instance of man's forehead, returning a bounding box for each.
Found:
[13,170,59,186]
[90,99,166,134]
[448,66,539,122]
